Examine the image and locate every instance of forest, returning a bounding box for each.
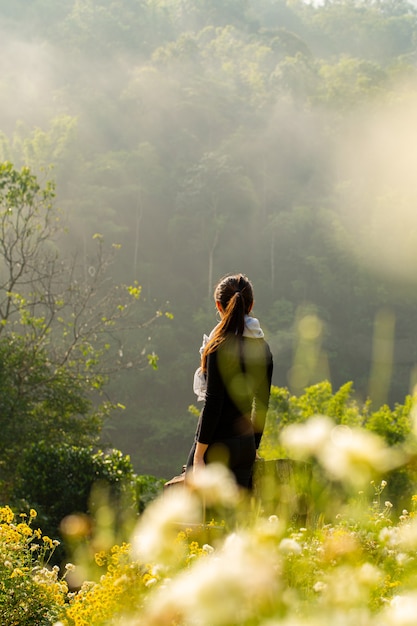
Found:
[2,0,417,481]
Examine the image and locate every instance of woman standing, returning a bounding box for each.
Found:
[187,274,273,488]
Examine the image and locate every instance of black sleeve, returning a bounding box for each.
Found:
[197,350,225,445]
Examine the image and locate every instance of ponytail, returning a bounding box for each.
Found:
[201,274,253,372]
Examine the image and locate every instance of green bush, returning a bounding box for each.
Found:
[261,382,417,512]
[261,381,413,457]
[13,443,137,549]
[134,474,166,514]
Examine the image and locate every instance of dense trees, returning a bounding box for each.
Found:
[1,0,417,477]
[0,163,165,502]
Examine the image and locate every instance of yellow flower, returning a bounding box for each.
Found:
[0,505,14,524]
[95,551,107,567]
[10,568,25,578]
[16,522,33,537]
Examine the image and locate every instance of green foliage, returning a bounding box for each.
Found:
[134,474,166,514]
[0,161,165,496]
[14,443,136,536]
[261,380,413,460]
[0,337,102,492]
[261,381,417,512]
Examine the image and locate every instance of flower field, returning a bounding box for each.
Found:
[3,413,417,625]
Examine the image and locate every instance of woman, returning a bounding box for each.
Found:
[187,274,273,488]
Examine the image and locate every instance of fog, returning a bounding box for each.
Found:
[335,94,417,285]
[1,0,417,476]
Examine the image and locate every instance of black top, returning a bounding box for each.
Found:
[197,335,273,447]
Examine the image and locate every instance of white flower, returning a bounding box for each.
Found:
[278,538,302,555]
[186,463,240,506]
[357,562,382,585]
[395,519,417,550]
[202,543,215,554]
[143,529,278,626]
[313,581,327,593]
[132,489,200,566]
[319,424,402,487]
[396,553,410,566]
[281,416,403,488]
[280,415,334,459]
[384,593,417,625]
[379,526,399,547]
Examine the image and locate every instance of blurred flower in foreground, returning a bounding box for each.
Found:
[185,462,240,506]
[132,488,200,566]
[382,517,417,551]
[280,415,404,487]
[383,592,417,626]
[142,526,279,626]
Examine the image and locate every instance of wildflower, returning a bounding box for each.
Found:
[185,463,239,506]
[142,528,278,626]
[280,414,334,459]
[396,553,410,566]
[379,526,399,546]
[384,592,417,625]
[10,568,25,578]
[278,538,302,555]
[395,519,417,549]
[29,508,37,519]
[132,488,200,566]
[357,562,382,585]
[202,544,215,554]
[281,416,403,487]
[313,581,327,593]
[385,501,393,509]
[95,550,107,567]
[0,506,14,524]
[322,425,401,486]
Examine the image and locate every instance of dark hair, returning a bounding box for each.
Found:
[201,274,254,372]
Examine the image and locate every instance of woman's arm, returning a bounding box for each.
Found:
[193,441,209,471]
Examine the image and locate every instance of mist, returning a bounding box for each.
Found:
[334,94,417,285]
[1,0,417,477]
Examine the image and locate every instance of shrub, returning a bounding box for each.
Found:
[13,443,137,553]
[0,505,67,625]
